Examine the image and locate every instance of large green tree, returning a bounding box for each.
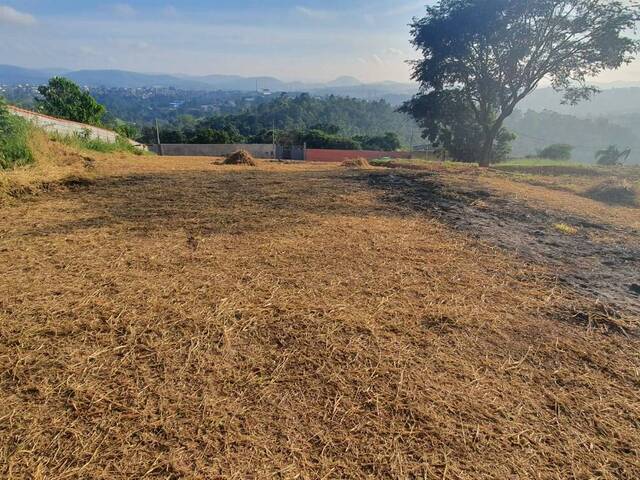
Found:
[403,0,640,166]
[36,77,106,125]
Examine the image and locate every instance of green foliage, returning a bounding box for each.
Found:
[141,94,415,147]
[402,91,514,163]
[538,144,574,161]
[596,145,631,166]
[299,130,361,150]
[404,0,640,166]
[0,98,33,169]
[55,129,142,155]
[36,77,106,125]
[113,122,140,140]
[145,105,403,151]
[353,133,401,151]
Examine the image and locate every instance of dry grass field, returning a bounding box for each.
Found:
[1,145,639,478]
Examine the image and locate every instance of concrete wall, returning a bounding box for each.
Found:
[9,106,117,142]
[305,149,411,163]
[8,105,146,150]
[149,144,275,158]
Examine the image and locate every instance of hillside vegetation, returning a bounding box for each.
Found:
[0,100,33,170]
[140,94,417,147]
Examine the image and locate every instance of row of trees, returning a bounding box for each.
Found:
[138,93,412,148]
[138,120,401,151]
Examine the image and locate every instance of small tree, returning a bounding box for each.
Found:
[354,133,402,151]
[36,77,105,125]
[596,145,631,165]
[538,144,574,161]
[404,0,640,166]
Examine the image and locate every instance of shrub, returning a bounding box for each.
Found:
[538,144,573,161]
[0,99,34,169]
[53,129,143,155]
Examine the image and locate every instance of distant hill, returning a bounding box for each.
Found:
[65,70,211,90]
[521,86,640,117]
[0,65,50,85]
[506,109,640,165]
[0,64,415,100]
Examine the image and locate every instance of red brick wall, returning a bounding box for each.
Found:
[305,149,410,163]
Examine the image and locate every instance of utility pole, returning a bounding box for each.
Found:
[155,118,163,156]
[272,120,276,160]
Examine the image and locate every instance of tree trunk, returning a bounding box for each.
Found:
[478,121,504,167]
[478,133,495,167]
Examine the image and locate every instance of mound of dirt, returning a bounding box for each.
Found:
[584,179,638,206]
[341,157,370,168]
[223,150,257,166]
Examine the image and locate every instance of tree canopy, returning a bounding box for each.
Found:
[596,145,631,165]
[538,143,574,160]
[139,94,408,150]
[36,77,106,125]
[403,0,640,166]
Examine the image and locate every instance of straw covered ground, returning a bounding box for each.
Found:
[1,152,639,479]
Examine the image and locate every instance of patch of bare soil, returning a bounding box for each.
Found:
[364,170,640,324]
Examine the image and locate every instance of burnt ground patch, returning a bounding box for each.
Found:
[359,170,640,320]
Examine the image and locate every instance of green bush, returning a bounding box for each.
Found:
[54,129,143,155]
[538,144,573,161]
[0,100,34,169]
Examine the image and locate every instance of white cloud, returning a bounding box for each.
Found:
[0,5,36,26]
[372,54,384,65]
[384,48,405,57]
[112,3,136,17]
[294,6,334,21]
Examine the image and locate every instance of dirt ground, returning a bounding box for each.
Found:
[1,155,639,479]
[364,169,640,324]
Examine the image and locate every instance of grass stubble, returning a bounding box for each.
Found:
[0,144,639,478]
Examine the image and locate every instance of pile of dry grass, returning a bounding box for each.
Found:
[341,157,371,168]
[1,162,639,478]
[223,149,257,166]
[584,178,638,206]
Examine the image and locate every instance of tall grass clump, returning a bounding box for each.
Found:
[0,99,34,169]
[54,128,144,156]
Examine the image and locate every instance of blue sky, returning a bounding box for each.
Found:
[1,1,638,83]
[0,1,433,82]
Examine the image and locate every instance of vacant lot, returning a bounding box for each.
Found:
[1,155,639,478]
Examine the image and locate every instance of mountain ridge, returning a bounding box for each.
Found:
[0,64,414,95]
